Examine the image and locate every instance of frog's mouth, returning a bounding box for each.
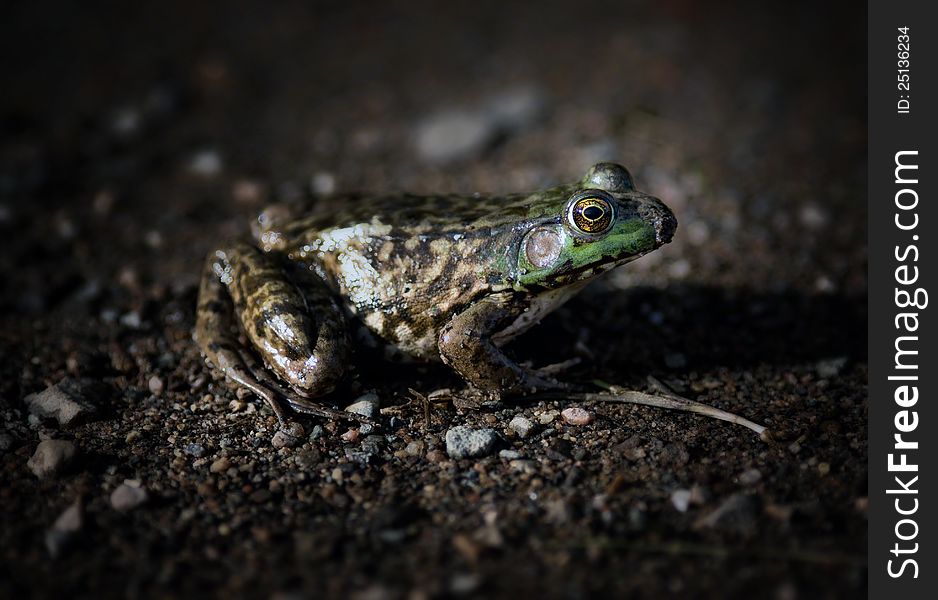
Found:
[544,251,649,287]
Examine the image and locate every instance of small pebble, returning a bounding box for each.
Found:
[210,457,231,473]
[485,86,546,130]
[341,429,360,443]
[24,380,96,427]
[414,86,544,164]
[739,468,762,485]
[184,443,206,458]
[445,426,500,459]
[426,449,447,463]
[271,431,296,449]
[499,449,523,460]
[415,110,495,164]
[27,440,77,479]
[668,260,691,279]
[449,573,480,595]
[110,480,148,512]
[310,171,336,195]
[272,422,305,449]
[232,179,265,204]
[345,393,380,419]
[294,449,321,469]
[148,375,165,396]
[361,435,384,456]
[816,356,848,378]
[404,441,425,457]
[45,500,83,557]
[538,410,559,425]
[187,149,223,177]
[561,407,593,426]
[508,415,535,438]
[799,203,828,228]
[671,489,693,512]
[509,459,536,473]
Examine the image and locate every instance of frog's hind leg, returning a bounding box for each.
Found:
[221,242,350,396]
[194,252,298,430]
[195,246,365,426]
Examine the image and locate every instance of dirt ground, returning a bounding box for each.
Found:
[0,1,867,598]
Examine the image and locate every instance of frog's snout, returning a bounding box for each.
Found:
[655,208,677,245]
[635,195,677,245]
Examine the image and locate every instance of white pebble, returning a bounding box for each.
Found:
[27,440,76,479]
[148,375,165,396]
[24,382,94,427]
[508,415,536,438]
[187,149,223,177]
[445,426,500,459]
[739,468,762,485]
[110,480,148,512]
[499,449,523,460]
[45,500,83,557]
[671,489,693,512]
[345,393,380,419]
[310,172,336,195]
[415,110,496,164]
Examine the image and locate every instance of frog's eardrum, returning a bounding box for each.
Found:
[524,226,563,269]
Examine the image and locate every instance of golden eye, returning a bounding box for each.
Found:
[567,191,614,236]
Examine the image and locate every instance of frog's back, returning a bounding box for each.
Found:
[278,191,559,236]
[261,193,533,359]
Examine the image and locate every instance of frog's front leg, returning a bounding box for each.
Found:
[438,294,566,395]
[195,242,353,424]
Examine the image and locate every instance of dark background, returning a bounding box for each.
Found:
[0,1,866,598]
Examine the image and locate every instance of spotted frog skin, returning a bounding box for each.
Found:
[194,163,677,423]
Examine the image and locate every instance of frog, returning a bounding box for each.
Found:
[194,162,677,434]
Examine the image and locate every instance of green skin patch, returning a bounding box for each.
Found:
[516,216,658,290]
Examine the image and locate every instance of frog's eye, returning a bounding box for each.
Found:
[565,190,615,237]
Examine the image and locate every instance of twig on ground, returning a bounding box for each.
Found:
[584,379,770,440]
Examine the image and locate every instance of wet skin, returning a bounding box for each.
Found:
[194,162,677,424]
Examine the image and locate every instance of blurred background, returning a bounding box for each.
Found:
[1,1,866,598]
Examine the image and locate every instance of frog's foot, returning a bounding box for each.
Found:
[235,345,374,425]
[198,342,306,444]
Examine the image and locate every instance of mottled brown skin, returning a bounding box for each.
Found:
[194,163,677,425]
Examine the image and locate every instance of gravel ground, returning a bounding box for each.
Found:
[1,1,866,598]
